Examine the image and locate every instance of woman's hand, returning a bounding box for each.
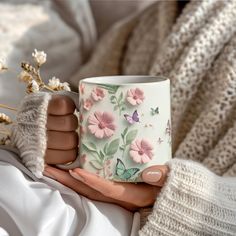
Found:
[45,95,78,165]
[44,165,169,211]
[44,95,169,211]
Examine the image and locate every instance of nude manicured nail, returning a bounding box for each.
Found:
[69,170,85,182]
[143,170,162,182]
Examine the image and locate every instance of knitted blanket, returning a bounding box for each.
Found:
[69,0,236,235]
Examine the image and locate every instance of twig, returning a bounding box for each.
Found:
[0,104,17,111]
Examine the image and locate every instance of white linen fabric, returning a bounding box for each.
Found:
[0,149,136,236]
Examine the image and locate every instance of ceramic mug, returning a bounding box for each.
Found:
[59,76,171,182]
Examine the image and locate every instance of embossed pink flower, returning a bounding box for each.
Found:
[129,139,154,164]
[91,87,106,101]
[88,111,116,139]
[83,98,93,111]
[126,88,145,106]
[79,83,85,94]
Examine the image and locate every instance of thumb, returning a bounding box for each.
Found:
[141,165,169,187]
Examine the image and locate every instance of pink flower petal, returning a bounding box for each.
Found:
[130,150,142,163]
[102,112,114,124]
[140,154,151,163]
[94,111,103,123]
[88,115,99,125]
[104,128,114,137]
[106,123,116,131]
[94,129,105,139]
[126,97,137,106]
[141,139,153,151]
[88,124,98,134]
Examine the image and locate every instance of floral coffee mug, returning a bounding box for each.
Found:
[59,76,171,182]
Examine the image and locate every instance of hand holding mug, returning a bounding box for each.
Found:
[44,94,170,210]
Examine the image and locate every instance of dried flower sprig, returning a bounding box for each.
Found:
[0,113,12,124]
[20,49,71,93]
[0,58,7,71]
[0,49,71,145]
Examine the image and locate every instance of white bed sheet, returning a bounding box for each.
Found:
[0,150,140,236]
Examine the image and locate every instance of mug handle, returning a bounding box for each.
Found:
[53,90,81,170]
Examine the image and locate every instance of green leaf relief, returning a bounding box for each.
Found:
[89,160,103,170]
[103,143,109,155]
[125,130,138,145]
[106,138,120,156]
[82,143,97,152]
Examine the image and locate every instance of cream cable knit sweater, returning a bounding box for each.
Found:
[11,0,236,235]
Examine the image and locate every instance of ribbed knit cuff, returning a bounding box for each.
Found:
[139,159,236,236]
[11,92,52,178]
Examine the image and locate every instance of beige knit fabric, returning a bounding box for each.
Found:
[69,0,236,235]
[11,92,52,178]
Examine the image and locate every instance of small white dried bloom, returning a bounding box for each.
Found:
[27,80,39,93]
[48,76,61,90]
[0,58,7,71]
[19,71,32,82]
[32,49,47,66]
[0,113,12,124]
[61,82,71,91]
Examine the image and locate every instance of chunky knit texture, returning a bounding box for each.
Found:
[69,0,236,235]
[11,92,51,178]
[10,0,236,235]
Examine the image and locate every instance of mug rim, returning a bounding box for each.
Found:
[80,75,169,85]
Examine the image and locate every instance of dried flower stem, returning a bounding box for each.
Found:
[43,85,55,92]
[0,104,17,112]
[0,130,11,136]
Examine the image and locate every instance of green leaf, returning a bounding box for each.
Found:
[99,150,105,160]
[123,127,129,137]
[89,160,103,170]
[103,143,109,155]
[82,143,97,152]
[98,84,119,94]
[114,105,119,111]
[121,106,126,111]
[119,146,124,151]
[125,130,138,145]
[110,95,116,101]
[106,138,120,155]
[118,92,123,103]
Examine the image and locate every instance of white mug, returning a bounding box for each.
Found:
[58,76,171,182]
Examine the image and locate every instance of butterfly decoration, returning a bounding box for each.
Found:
[115,159,140,180]
[124,110,139,124]
[157,137,163,144]
[165,119,171,137]
[151,107,159,116]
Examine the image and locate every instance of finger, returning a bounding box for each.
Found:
[44,167,147,211]
[44,166,118,203]
[141,165,169,187]
[47,131,78,150]
[69,168,158,208]
[44,149,77,164]
[48,95,75,115]
[47,114,78,131]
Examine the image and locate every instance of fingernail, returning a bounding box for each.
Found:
[43,170,57,180]
[143,170,162,182]
[69,170,85,182]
